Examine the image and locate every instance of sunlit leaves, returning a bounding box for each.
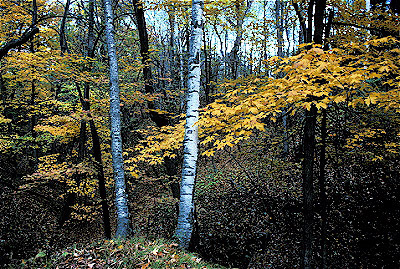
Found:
[35,114,80,143]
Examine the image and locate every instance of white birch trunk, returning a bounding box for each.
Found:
[175,0,204,249]
[102,0,130,238]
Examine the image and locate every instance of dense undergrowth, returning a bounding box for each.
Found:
[2,117,399,268]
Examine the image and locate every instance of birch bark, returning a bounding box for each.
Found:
[175,0,204,249]
[102,0,130,238]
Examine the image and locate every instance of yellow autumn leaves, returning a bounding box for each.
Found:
[125,36,400,171]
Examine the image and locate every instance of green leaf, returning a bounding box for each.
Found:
[35,251,46,259]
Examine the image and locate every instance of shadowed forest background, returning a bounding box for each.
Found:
[0,0,399,268]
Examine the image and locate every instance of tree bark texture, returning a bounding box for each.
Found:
[103,0,130,238]
[167,5,178,90]
[203,32,211,104]
[175,0,204,249]
[132,0,152,92]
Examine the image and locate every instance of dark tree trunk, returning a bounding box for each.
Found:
[275,0,289,155]
[85,0,111,239]
[132,0,169,127]
[228,0,253,79]
[301,104,317,269]
[300,0,327,267]
[132,0,183,220]
[89,119,112,238]
[0,74,6,106]
[319,109,327,269]
[30,0,38,167]
[167,5,178,91]
[60,0,71,54]
[58,0,75,227]
[313,0,327,44]
[319,10,333,268]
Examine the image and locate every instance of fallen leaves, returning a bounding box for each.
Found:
[24,238,225,269]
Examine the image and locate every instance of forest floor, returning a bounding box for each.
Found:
[15,237,226,269]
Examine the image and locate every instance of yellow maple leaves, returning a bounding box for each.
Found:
[131,36,400,164]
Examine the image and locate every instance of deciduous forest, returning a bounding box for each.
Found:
[1,0,399,268]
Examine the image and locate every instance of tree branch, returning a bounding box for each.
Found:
[292,2,307,42]
[0,26,39,60]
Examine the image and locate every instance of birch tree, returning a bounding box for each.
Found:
[175,0,204,249]
[102,0,130,238]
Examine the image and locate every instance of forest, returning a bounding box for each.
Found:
[0,0,399,268]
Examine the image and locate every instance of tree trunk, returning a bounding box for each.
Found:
[178,34,185,113]
[319,108,327,269]
[103,0,130,238]
[300,0,327,267]
[203,31,211,105]
[86,0,111,239]
[132,0,184,217]
[167,4,178,90]
[58,0,75,227]
[275,0,289,155]
[60,0,71,54]
[132,0,169,127]
[175,0,204,249]
[318,10,333,267]
[306,0,315,44]
[30,0,38,167]
[228,0,253,79]
[301,104,317,269]
[276,0,284,59]
[313,0,327,44]
[89,119,112,238]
